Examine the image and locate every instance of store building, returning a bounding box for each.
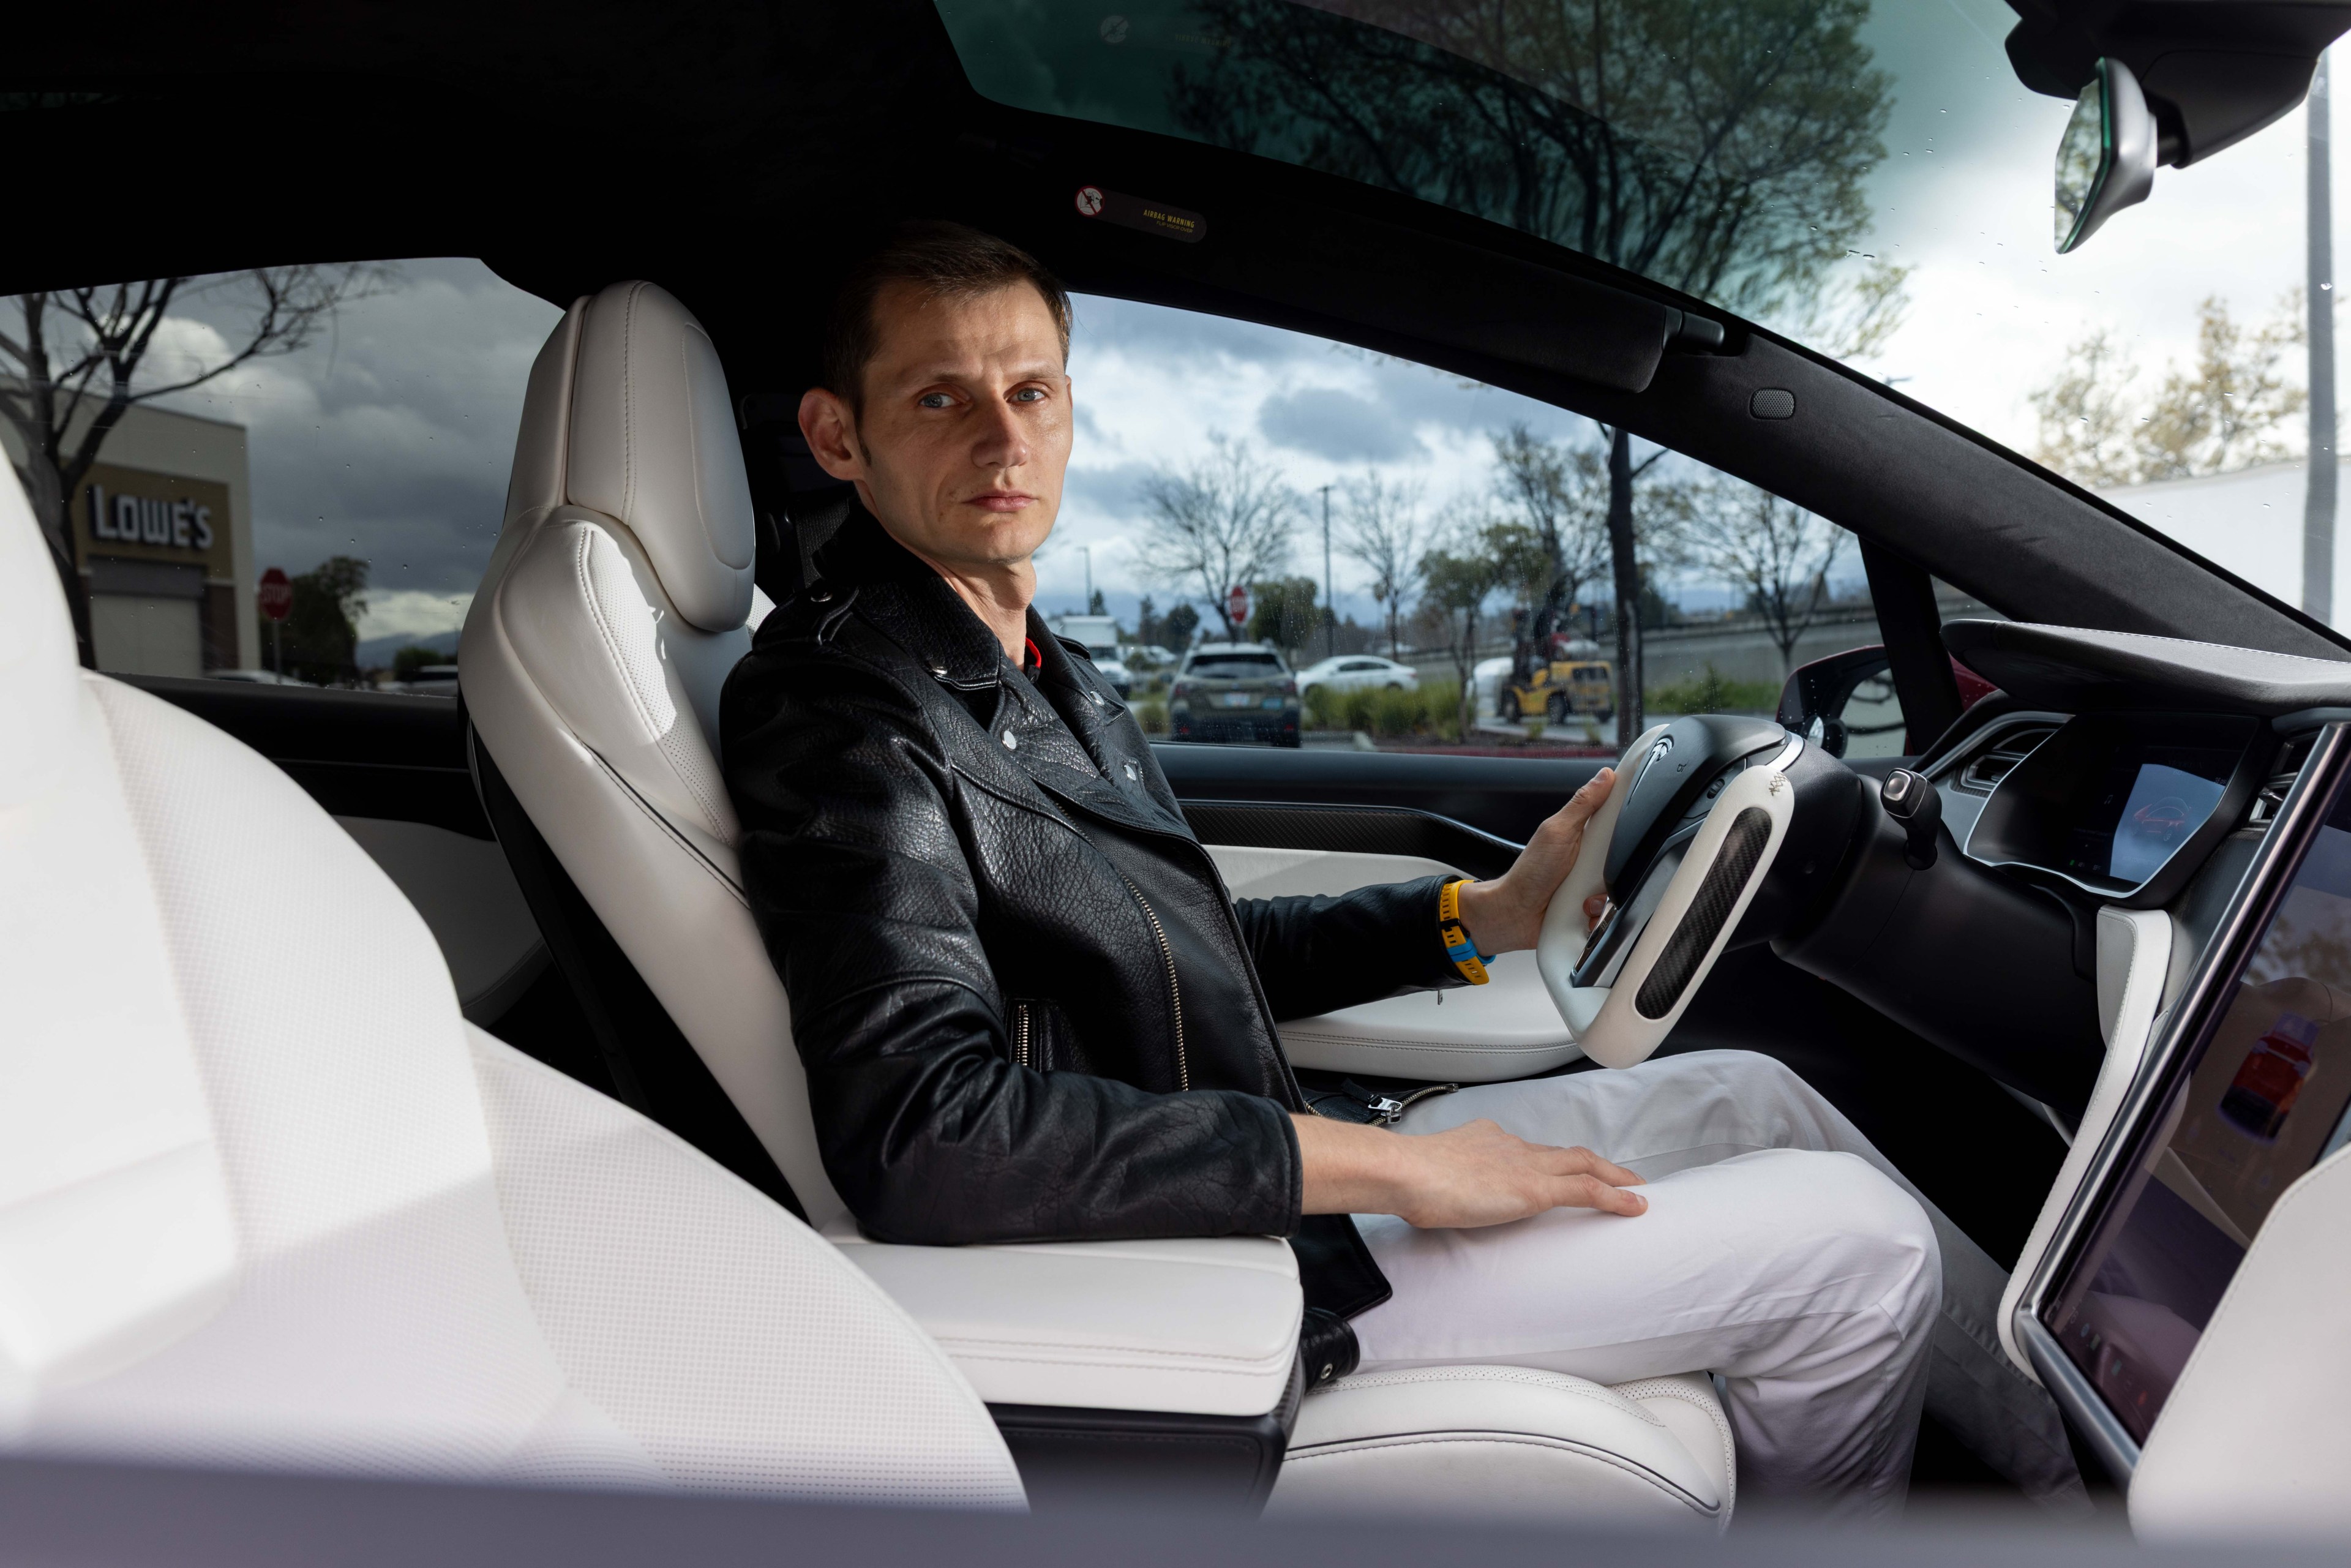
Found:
[4,401,257,676]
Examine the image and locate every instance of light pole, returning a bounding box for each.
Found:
[1319,484,1335,658]
[2308,49,2338,625]
[1079,544,1095,612]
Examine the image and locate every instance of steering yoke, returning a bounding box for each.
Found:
[1537,717,2100,1112]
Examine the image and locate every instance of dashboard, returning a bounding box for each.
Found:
[1907,621,2351,1483]
[1934,711,2274,904]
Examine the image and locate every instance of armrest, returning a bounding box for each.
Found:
[828,1228,1303,1418]
[1280,951,1584,1082]
[1203,843,1583,1084]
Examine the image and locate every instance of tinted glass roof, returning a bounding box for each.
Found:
[932,0,1888,325]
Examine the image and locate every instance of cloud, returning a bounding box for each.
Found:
[148,259,563,599]
[1257,386,1427,461]
[358,587,473,641]
[1071,293,1323,369]
[1061,459,1160,520]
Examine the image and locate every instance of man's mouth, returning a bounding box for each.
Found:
[967,491,1038,513]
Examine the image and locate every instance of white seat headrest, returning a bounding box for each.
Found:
[525,280,756,633]
[0,465,81,806]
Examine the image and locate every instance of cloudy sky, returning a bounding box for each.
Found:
[127,2,2344,641]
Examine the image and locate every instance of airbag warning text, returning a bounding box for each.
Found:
[1074,185,1205,243]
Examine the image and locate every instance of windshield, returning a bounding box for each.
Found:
[1188,650,1288,675]
[934,0,2342,623]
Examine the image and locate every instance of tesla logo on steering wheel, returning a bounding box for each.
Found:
[1633,734,1674,793]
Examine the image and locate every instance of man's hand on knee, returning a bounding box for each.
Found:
[1294,1113,1646,1227]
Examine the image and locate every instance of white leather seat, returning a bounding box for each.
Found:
[461,280,1734,1526]
[1270,1368,1733,1529]
[0,460,1023,1509]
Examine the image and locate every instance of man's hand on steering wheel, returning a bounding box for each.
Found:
[1454,767,1615,952]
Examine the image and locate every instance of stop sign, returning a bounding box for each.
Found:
[1226,584,1248,628]
[257,568,293,621]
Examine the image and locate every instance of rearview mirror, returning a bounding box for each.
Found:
[2055,56,2158,253]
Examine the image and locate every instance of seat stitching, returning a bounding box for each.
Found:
[1331,1367,1661,1425]
[1611,1377,1736,1521]
[937,1346,1288,1371]
[571,530,663,743]
[653,724,734,845]
[585,748,748,907]
[1283,1433,1714,1514]
[1278,1030,1576,1056]
[620,282,639,522]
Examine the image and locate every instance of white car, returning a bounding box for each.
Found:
[1297,655,1419,695]
[1468,655,1515,718]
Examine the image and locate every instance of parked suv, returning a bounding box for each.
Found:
[1169,643,1300,747]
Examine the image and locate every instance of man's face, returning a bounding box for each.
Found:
[799,280,1071,576]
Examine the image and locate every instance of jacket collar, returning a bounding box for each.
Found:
[814,505,1191,840]
[811,505,1005,690]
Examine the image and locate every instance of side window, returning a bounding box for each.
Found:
[1,261,561,686]
[1056,294,1896,754]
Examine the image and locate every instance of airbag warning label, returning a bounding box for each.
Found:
[1074,185,1205,244]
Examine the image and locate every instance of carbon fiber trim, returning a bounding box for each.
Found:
[1634,807,1773,1020]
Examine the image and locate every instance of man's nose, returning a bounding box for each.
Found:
[970,396,1031,470]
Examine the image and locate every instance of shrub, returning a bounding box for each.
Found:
[1132,696,1169,735]
[1646,664,1779,716]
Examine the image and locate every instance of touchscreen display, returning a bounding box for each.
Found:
[2057,746,2238,888]
[2046,768,2351,1442]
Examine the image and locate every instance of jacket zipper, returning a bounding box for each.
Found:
[1112,868,1188,1092]
[1011,999,1035,1071]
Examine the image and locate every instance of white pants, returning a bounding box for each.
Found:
[1348,1050,2072,1518]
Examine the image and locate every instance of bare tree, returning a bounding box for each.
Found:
[1337,471,1430,655]
[1680,482,1849,675]
[1174,0,1900,743]
[1136,435,1298,638]
[1,264,397,659]
[1489,424,1609,663]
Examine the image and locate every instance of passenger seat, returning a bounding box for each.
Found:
[0,464,1024,1509]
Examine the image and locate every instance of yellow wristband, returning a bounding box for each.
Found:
[1438,878,1490,986]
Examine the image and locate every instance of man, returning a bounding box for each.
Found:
[722,222,2077,1515]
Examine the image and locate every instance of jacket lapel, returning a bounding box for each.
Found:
[814,506,1193,841]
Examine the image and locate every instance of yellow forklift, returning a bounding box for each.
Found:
[1501,634,1615,724]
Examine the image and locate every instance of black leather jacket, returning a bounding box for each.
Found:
[721,509,1462,1316]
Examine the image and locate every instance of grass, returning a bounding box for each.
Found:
[1646,663,1780,716]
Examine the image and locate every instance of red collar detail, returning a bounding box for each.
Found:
[1023,637,1043,674]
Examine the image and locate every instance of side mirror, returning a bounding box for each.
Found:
[1776,645,1894,760]
[2055,56,2159,253]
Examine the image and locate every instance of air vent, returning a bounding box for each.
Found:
[1957,724,2059,794]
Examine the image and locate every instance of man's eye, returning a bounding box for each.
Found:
[1011,387,1048,403]
[918,392,955,409]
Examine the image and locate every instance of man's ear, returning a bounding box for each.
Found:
[798,387,865,481]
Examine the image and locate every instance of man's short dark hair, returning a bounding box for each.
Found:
[820,221,1072,410]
